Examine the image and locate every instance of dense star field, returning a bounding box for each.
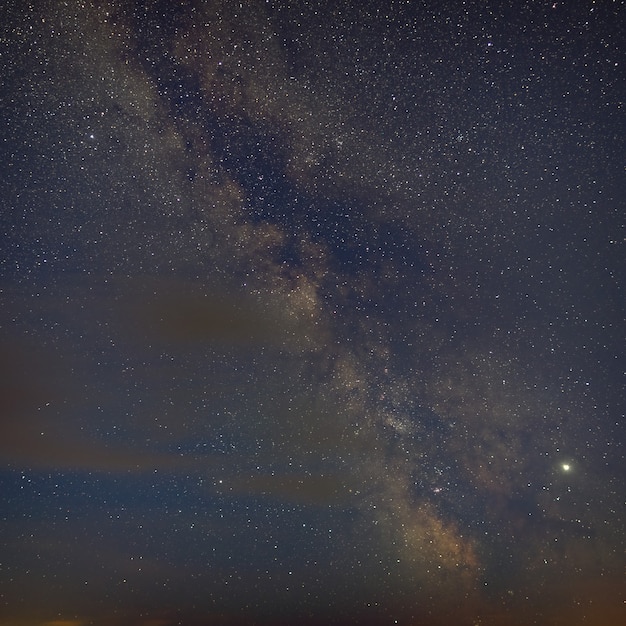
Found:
[0,1,624,625]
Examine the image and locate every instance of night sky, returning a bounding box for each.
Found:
[1,1,624,625]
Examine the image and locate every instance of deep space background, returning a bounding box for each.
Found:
[0,1,624,625]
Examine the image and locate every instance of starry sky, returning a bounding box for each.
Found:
[0,1,624,625]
